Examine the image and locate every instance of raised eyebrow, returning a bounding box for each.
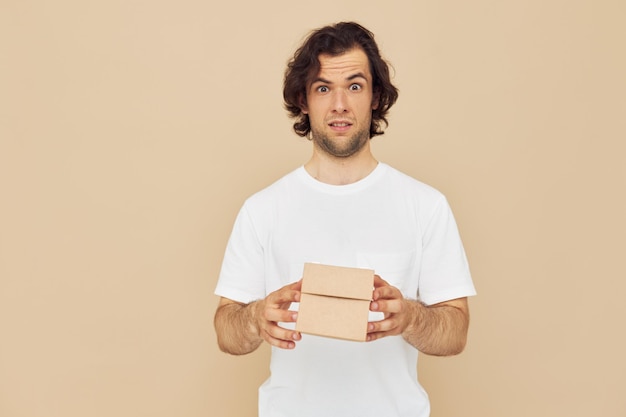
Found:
[346,72,368,82]
[310,77,332,86]
[310,72,368,86]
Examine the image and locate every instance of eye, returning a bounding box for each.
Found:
[349,83,362,91]
[316,85,329,93]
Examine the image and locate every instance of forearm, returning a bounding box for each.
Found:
[214,301,262,355]
[402,298,469,356]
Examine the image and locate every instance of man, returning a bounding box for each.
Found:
[214,22,476,417]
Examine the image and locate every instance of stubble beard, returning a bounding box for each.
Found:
[311,125,371,158]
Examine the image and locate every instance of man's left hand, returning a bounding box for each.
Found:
[366,275,418,342]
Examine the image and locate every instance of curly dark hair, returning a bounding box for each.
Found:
[283,22,399,139]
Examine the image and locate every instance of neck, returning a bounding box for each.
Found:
[304,143,378,185]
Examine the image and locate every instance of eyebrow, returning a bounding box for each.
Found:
[310,72,369,85]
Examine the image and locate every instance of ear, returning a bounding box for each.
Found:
[298,93,308,114]
[371,91,380,110]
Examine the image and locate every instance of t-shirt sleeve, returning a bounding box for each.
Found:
[214,204,266,303]
[417,196,476,305]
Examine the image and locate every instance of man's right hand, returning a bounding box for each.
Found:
[214,280,302,355]
[251,280,302,349]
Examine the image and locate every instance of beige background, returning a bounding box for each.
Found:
[1,1,625,416]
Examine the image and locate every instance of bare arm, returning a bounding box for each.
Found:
[214,280,303,355]
[214,298,263,355]
[367,275,470,356]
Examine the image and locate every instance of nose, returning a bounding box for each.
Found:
[331,90,348,113]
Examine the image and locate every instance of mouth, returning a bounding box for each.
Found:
[328,120,353,131]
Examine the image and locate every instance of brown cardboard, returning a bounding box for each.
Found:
[296,263,374,342]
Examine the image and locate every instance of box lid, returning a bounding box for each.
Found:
[301,263,374,301]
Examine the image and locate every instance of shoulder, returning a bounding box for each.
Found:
[381,163,445,201]
[242,167,302,211]
[377,164,453,226]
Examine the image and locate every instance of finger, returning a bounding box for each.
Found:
[372,284,402,303]
[370,297,403,314]
[287,279,303,291]
[261,324,301,349]
[366,329,394,342]
[268,287,301,306]
[262,332,297,349]
[372,276,402,302]
[372,274,389,288]
[367,317,400,335]
[264,307,298,323]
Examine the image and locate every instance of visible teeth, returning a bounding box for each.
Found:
[332,123,348,127]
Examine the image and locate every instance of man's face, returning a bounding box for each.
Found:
[302,48,378,158]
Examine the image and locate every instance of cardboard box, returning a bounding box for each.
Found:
[296,263,374,342]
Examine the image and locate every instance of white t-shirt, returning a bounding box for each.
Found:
[215,163,476,417]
